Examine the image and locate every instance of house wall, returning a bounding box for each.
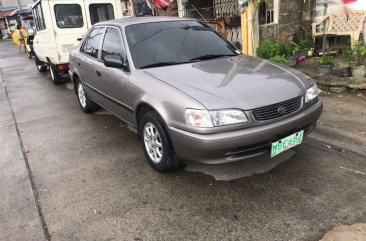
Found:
[258,0,315,43]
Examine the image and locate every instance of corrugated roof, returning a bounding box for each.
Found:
[0,10,17,18]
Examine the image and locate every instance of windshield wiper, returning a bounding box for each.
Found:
[140,62,183,69]
[189,54,237,61]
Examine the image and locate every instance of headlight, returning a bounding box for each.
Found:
[305,84,319,103]
[210,110,248,126]
[185,109,214,128]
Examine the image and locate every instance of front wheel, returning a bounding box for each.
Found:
[139,111,181,172]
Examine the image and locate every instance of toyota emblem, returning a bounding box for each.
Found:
[278,106,287,115]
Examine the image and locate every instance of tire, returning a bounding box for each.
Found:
[49,63,63,84]
[139,111,181,172]
[35,56,47,72]
[76,78,98,113]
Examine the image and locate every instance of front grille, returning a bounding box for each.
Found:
[252,96,303,121]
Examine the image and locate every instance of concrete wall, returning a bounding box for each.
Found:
[259,23,278,43]
[259,0,315,43]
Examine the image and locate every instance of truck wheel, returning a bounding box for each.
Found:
[49,63,63,84]
[76,78,98,113]
[35,56,47,72]
[139,111,181,172]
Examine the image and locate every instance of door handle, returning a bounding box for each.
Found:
[96,71,102,77]
[77,38,83,41]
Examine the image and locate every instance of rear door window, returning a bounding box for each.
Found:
[82,27,105,59]
[54,4,83,28]
[101,27,125,61]
[89,4,115,25]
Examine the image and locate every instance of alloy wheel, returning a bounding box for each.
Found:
[78,82,87,108]
[143,122,163,163]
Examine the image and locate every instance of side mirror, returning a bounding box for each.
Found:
[104,55,129,71]
[232,41,242,51]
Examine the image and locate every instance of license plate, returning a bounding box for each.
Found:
[62,44,74,53]
[271,130,304,157]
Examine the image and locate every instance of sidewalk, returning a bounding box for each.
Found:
[308,92,366,157]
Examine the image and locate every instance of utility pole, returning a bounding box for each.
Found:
[16,0,22,12]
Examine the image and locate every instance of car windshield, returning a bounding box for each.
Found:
[125,20,239,69]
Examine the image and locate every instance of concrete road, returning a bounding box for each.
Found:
[1,40,365,241]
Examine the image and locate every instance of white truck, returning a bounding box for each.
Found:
[32,0,124,83]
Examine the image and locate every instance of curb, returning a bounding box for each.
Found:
[307,124,366,157]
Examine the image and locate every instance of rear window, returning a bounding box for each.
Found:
[54,4,83,28]
[89,4,115,25]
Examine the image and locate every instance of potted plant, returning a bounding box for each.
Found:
[318,55,333,75]
[351,41,366,78]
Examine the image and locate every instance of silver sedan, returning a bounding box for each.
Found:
[69,17,323,172]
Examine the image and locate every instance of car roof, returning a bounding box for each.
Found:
[94,16,196,27]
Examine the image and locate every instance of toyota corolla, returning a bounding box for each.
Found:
[69,17,323,172]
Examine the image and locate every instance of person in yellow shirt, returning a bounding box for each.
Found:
[16,25,26,52]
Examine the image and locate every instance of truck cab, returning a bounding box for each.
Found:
[32,0,124,84]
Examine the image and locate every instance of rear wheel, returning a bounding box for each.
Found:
[35,56,47,72]
[139,111,181,172]
[76,78,98,113]
[49,63,63,84]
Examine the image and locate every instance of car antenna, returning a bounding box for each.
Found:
[191,4,209,25]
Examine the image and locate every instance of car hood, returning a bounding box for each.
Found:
[143,55,314,110]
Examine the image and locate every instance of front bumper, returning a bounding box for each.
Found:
[168,100,323,164]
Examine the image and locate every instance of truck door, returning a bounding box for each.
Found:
[48,0,89,64]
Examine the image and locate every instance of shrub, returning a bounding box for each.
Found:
[256,40,280,59]
[270,55,288,65]
[318,55,333,65]
[257,40,304,60]
[353,41,366,66]
[341,47,353,67]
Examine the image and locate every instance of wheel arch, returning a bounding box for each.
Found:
[135,102,171,138]
[72,73,80,95]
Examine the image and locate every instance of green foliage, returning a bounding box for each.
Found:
[353,41,366,66]
[318,55,333,66]
[341,47,353,67]
[257,39,293,60]
[256,40,280,59]
[270,55,288,65]
[257,37,312,61]
[292,30,314,52]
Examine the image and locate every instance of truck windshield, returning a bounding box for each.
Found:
[125,21,239,69]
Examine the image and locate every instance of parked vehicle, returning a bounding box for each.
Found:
[69,17,323,172]
[32,0,123,84]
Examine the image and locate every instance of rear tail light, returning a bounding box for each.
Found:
[57,64,69,71]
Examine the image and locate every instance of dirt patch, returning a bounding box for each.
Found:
[319,93,366,136]
[320,223,366,241]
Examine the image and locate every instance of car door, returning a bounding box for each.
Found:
[93,26,134,124]
[78,27,105,102]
